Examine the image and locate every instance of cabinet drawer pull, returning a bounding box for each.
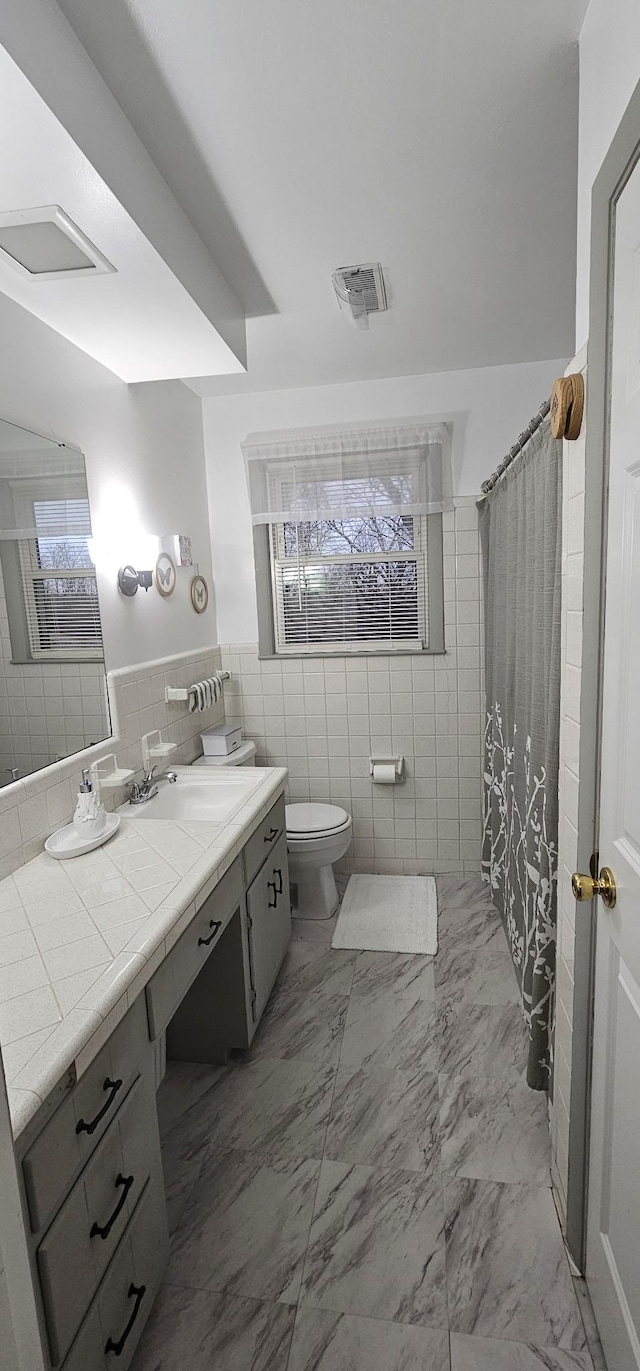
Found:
[76,1078,123,1136]
[264,826,278,843]
[198,919,222,947]
[90,1173,134,1241]
[273,868,283,895]
[267,881,278,909]
[105,1282,146,1357]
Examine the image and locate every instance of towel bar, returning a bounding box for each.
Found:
[165,670,230,703]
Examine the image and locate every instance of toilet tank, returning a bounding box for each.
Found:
[192,740,256,767]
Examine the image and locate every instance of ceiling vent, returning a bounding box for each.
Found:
[331,262,387,330]
[0,206,115,280]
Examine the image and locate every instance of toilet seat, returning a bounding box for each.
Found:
[286,802,350,840]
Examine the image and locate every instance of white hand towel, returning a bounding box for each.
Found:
[188,675,225,712]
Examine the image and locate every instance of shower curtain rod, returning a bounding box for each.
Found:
[480,398,551,495]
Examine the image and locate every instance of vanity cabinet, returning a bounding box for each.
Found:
[242,793,286,886]
[23,998,149,1236]
[61,1177,167,1371]
[150,793,291,1062]
[246,832,291,1022]
[145,857,243,1041]
[16,998,167,1371]
[14,787,289,1371]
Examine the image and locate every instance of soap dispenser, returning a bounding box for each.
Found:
[73,769,106,837]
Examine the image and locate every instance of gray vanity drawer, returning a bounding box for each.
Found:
[243,793,286,887]
[38,1072,160,1366]
[146,856,243,1040]
[61,1174,168,1371]
[23,997,149,1236]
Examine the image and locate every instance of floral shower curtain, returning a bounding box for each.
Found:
[478,420,562,1091]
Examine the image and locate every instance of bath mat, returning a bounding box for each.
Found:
[331,875,438,955]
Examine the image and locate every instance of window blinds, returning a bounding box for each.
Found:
[270,513,428,652]
[18,494,103,659]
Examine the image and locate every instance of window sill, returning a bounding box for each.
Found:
[258,647,448,661]
[9,658,105,667]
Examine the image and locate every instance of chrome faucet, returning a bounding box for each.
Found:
[128,766,178,805]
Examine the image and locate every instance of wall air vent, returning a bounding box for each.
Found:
[0,206,115,280]
[331,261,387,330]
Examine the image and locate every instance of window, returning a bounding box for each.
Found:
[242,420,451,657]
[270,512,430,652]
[15,485,103,662]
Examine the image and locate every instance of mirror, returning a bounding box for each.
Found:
[0,416,110,785]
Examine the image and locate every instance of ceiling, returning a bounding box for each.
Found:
[56,0,588,393]
[0,41,246,383]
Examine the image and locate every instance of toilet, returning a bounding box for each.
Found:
[193,743,352,921]
[285,803,352,921]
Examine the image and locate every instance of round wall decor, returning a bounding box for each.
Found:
[155,552,176,597]
[190,573,209,614]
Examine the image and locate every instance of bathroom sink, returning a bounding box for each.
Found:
[118,767,263,824]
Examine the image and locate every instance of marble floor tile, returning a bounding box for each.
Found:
[157,1064,231,1234]
[350,950,436,1001]
[190,1056,337,1161]
[439,1075,551,1184]
[302,1160,447,1329]
[325,1061,440,1172]
[437,1000,528,1081]
[340,987,439,1073]
[292,912,340,944]
[276,938,356,988]
[444,1178,587,1349]
[249,944,355,1065]
[162,1139,210,1238]
[437,900,505,955]
[130,1283,296,1371]
[157,1060,230,1144]
[434,943,519,1006]
[449,1332,594,1370]
[157,1063,234,1192]
[288,1307,451,1371]
[167,1150,321,1304]
[436,873,489,907]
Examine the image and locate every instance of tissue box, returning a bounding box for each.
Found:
[201,723,243,756]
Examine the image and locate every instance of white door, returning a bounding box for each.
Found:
[586,152,640,1370]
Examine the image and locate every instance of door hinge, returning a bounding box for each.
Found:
[246,911,253,929]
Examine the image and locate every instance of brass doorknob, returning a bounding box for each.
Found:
[572,866,617,909]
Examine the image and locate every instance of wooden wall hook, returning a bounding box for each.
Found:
[550,373,584,441]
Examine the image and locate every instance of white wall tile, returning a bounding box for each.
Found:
[221,505,484,873]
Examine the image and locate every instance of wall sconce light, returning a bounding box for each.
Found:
[117,565,153,596]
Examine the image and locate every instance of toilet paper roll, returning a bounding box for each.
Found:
[372,762,397,785]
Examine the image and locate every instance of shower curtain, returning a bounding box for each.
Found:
[478,421,562,1091]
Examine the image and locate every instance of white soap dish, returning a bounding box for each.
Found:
[45,813,120,860]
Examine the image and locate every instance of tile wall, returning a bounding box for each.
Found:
[551,362,587,1218]
[220,499,485,876]
[0,567,110,783]
[0,646,224,879]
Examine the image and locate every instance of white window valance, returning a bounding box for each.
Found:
[241,420,453,525]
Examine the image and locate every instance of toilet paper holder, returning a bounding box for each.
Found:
[370,754,404,783]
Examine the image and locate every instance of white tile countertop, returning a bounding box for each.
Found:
[0,766,287,1137]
